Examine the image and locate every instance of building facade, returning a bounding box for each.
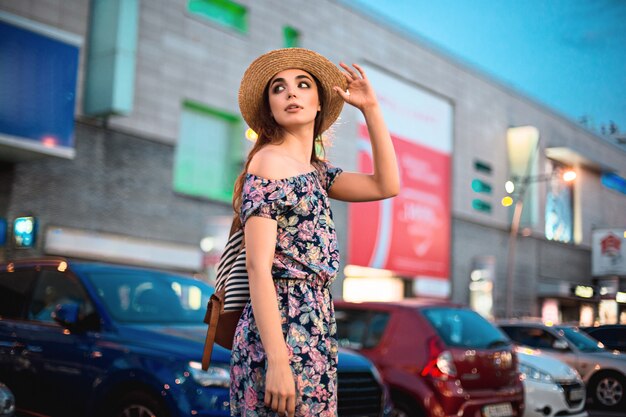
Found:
[1,0,625,323]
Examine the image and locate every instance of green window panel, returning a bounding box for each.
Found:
[174,101,242,203]
[471,179,492,194]
[188,0,248,33]
[472,199,492,213]
[474,160,492,175]
[283,26,300,48]
[84,0,139,116]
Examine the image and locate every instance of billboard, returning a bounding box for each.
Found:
[0,13,80,160]
[592,229,626,276]
[348,65,453,279]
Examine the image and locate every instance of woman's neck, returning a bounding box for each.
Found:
[278,127,315,165]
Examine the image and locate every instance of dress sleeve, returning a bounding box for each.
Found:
[321,161,343,191]
[240,175,295,226]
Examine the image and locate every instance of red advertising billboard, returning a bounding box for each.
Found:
[348,65,453,280]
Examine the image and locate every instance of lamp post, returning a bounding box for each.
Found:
[502,169,576,318]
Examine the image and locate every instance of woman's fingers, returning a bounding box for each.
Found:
[265,390,295,415]
[277,395,288,416]
[352,63,367,80]
[339,62,360,80]
[333,86,350,102]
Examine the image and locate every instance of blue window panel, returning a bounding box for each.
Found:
[0,19,79,152]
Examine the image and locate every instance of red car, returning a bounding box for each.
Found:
[334,299,524,417]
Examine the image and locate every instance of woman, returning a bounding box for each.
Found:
[230,48,399,417]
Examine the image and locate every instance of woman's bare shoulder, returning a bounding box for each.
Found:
[247,147,292,180]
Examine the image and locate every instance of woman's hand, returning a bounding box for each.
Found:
[334,62,378,112]
[264,358,296,417]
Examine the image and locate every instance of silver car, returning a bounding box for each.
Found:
[499,321,626,412]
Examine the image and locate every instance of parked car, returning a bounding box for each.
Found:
[516,348,586,417]
[499,321,626,411]
[0,382,15,417]
[0,258,390,417]
[334,299,524,417]
[580,325,626,353]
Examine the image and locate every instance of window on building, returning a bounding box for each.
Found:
[188,0,248,33]
[174,101,243,203]
[283,26,300,48]
[545,159,573,243]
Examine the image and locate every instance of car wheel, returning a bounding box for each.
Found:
[589,371,625,410]
[110,390,171,417]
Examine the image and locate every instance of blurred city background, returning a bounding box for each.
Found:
[1,0,624,325]
[0,1,626,415]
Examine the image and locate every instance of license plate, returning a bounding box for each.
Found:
[569,388,585,401]
[483,403,514,417]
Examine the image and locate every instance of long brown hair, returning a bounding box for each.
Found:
[230,74,328,233]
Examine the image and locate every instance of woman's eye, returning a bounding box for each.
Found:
[298,82,310,88]
[272,85,285,94]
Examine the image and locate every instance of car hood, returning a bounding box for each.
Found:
[517,350,579,381]
[337,347,379,372]
[114,323,231,364]
[113,324,374,372]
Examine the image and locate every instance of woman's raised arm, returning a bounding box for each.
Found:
[330,63,399,202]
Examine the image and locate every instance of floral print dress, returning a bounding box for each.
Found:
[230,161,343,417]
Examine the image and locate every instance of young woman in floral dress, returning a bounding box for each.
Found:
[230,48,399,417]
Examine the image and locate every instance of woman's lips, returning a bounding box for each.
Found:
[285,104,302,112]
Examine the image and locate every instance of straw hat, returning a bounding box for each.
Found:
[238,48,347,135]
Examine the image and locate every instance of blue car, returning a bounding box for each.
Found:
[0,258,389,417]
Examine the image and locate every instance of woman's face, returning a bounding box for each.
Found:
[267,69,320,131]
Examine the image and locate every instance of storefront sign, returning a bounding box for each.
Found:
[348,65,452,279]
[573,285,594,299]
[592,229,626,276]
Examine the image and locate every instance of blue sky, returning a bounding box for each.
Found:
[342,0,626,135]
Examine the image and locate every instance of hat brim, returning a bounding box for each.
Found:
[239,48,347,135]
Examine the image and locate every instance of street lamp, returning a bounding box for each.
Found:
[503,167,576,318]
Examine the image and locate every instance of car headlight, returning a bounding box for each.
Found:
[188,361,230,388]
[519,363,554,384]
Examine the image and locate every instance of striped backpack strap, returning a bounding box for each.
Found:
[214,227,249,311]
[215,228,244,292]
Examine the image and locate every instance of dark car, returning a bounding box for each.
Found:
[0,258,389,417]
[580,325,626,353]
[335,300,524,417]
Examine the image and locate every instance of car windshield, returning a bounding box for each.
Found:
[422,307,511,349]
[76,265,214,324]
[557,326,605,352]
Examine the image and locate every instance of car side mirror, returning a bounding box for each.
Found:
[52,302,80,328]
[552,339,569,350]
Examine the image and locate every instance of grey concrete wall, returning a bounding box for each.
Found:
[2,122,232,260]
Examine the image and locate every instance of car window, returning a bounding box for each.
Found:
[28,269,96,324]
[82,269,213,324]
[335,309,390,349]
[588,328,626,345]
[0,269,37,319]
[558,327,605,352]
[422,307,510,349]
[510,327,557,349]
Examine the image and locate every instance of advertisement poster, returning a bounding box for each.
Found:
[592,229,626,276]
[348,65,453,279]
